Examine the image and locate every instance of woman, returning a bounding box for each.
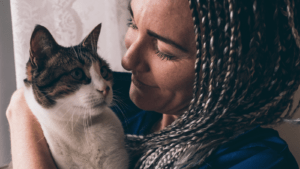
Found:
[5,0,300,168]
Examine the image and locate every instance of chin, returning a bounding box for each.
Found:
[129,84,159,111]
[129,92,152,111]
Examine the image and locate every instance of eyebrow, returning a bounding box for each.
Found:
[128,2,188,53]
[147,30,188,53]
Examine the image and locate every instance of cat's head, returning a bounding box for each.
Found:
[25,24,113,112]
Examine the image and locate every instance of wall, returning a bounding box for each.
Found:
[0,0,15,167]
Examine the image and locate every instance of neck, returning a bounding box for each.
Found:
[152,114,179,132]
[153,104,190,132]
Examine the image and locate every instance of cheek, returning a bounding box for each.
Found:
[152,59,195,92]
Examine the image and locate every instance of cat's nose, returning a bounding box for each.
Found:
[96,86,110,97]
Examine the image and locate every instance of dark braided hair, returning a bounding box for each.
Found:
[126,0,300,168]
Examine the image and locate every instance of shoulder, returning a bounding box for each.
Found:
[199,127,299,169]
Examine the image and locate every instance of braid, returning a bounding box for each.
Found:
[188,0,202,114]
[202,0,218,116]
[126,0,300,168]
[195,0,210,112]
[286,0,300,48]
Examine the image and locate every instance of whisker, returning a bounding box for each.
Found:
[72,46,79,59]
[111,95,130,131]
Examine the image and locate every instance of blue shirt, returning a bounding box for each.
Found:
[111,72,299,169]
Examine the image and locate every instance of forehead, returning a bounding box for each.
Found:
[131,0,190,17]
[131,0,195,46]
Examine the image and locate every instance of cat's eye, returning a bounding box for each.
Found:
[71,69,84,80]
[101,67,109,79]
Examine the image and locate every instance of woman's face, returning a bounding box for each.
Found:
[122,0,197,116]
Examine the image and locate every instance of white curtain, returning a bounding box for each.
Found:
[3,0,300,166]
[10,0,130,88]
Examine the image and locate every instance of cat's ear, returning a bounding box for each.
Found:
[81,23,102,52]
[29,25,58,67]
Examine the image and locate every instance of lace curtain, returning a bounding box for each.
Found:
[10,0,130,88]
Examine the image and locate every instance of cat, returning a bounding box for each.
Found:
[21,24,129,169]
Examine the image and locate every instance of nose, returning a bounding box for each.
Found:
[97,86,110,97]
[121,32,150,72]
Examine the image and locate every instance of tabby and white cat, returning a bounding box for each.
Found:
[23,24,128,169]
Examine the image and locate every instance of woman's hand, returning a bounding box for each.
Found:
[6,88,57,169]
[6,88,30,121]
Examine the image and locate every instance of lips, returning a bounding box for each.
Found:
[132,75,158,88]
